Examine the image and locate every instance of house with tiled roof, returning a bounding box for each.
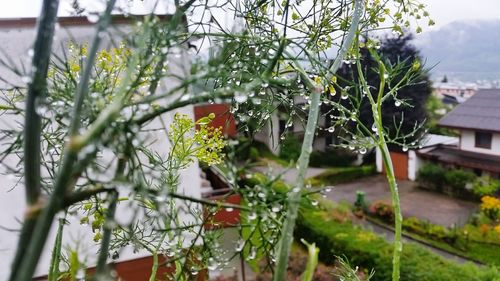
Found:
[418,89,500,177]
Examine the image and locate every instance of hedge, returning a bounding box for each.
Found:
[417,163,478,199]
[305,166,376,187]
[309,148,358,167]
[295,208,500,281]
[279,133,302,162]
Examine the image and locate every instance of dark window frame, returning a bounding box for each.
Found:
[475,131,492,149]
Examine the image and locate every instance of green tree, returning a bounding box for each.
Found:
[331,33,432,149]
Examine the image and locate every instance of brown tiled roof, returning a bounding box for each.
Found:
[0,15,174,28]
[417,144,500,173]
[438,89,500,132]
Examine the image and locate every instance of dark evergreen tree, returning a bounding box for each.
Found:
[327,33,432,149]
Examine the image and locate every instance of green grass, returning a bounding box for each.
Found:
[305,165,376,187]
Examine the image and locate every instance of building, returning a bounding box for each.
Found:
[433,81,477,101]
[378,89,500,181]
[418,89,500,178]
[375,134,458,181]
[0,15,208,280]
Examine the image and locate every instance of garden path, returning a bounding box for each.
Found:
[324,175,478,227]
[253,163,477,227]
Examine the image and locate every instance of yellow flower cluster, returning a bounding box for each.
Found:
[168,113,226,167]
[480,196,500,221]
[481,196,500,212]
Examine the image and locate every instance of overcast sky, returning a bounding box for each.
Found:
[1,0,500,32]
[419,0,500,30]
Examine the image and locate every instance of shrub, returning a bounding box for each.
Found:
[306,166,376,187]
[401,217,458,244]
[369,201,394,222]
[279,133,302,162]
[295,208,500,281]
[418,163,479,198]
[249,147,260,161]
[444,169,476,190]
[473,176,500,197]
[309,148,357,167]
[233,136,252,161]
[417,163,446,189]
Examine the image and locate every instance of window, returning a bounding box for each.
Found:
[475,131,492,149]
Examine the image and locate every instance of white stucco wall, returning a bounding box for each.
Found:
[460,130,500,156]
[408,150,423,181]
[0,19,201,279]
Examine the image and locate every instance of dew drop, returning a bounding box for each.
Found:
[235,240,244,252]
[271,204,281,213]
[248,212,257,221]
[22,75,32,84]
[138,103,150,111]
[247,247,256,260]
[234,92,248,103]
[207,258,218,271]
[87,13,100,23]
[36,103,51,118]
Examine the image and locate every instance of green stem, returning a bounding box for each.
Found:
[273,89,321,281]
[9,0,60,279]
[149,251,160,281]
[94,191,119,279]
[367,49,403,281]
[375,66,402,281]
[48,217,65,281]
[11,1,117,279]
[272,1,364,280]
[379,139,402,281]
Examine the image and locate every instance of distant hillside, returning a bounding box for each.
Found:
[415,20,500,82]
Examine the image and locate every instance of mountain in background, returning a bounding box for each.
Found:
[415,20,500,83]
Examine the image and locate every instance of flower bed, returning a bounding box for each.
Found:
[366,197,500,266]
